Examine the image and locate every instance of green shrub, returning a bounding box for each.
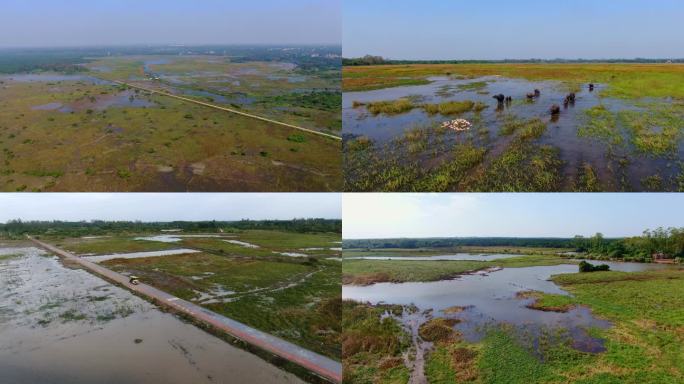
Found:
[287,134,306,143]
[579,260,610,272]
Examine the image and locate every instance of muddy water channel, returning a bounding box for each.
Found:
[343,260,671,378]
[0,247,303,384]
[344,76,683,191]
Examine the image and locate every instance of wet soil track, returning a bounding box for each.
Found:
[29,236,342,383]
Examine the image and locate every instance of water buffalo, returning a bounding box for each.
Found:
[564,93,576,107]
[534,89,541,97]
[493,94,505,103]
[589,83,595,91]
[526,93,536,100]
[550,104,561,115]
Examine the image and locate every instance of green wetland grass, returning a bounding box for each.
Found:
[90,230,342,360]
[344,115,564,192]
[342,255,684,384]
[0,60,342,192]
[344,63,684,192]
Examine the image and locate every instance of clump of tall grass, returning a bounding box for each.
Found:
[499,116,547,140]
[573,162,601,192]
[366,99,415,115]
[423,100,477,115]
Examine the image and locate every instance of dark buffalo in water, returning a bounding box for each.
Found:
[589,83,595,91]
[550,104,561,115]
[526,92,536,100]
[493,94,505,103]
[564,92,576,107]
[534,89,541,97]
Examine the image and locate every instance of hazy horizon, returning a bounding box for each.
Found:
[0,194,341,222]
[0,0,341,48]
[343,194,684,239]
[344,0,684,60]
[0,43,342,50]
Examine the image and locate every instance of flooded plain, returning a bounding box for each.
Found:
[134,234,233,243]
[0,246,304,384]
[82,248,201,262]
[344,75,683,190]
[0,73,114,85]
[343,260,672,357]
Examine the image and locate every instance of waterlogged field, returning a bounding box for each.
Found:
[343,64,684,191]
[342,252,684,383]
[53,230,343,360]
[87,55,341,134]
[0,57,341,192]
[0,244,304,384]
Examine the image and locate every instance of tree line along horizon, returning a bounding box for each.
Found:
[0,218,342,239]
[345,227,684,262]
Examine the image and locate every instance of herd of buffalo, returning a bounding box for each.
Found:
[492,83,595,116]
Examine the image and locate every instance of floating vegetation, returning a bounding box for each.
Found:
[619,104,683,157]
[457,81,489,92]
[578,104,623,146]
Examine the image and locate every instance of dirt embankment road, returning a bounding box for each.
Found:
[29,237,342,384]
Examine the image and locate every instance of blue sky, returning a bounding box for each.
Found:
[344,193,684,239]
[0,194,341,222]
[0,0,341,47]
[344,0,684,60]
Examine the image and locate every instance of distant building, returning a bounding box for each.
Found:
[653,252,675,264]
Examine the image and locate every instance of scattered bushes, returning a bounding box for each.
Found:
[287,134,306,143]
[579,260,610,273]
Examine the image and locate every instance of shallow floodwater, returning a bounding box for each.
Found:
[0,247,303,384]
[343,261,671,353]
[181,88,255,106]
[135,234,231,243]
[83,248,200,262]
[348,253,519,261]
[344,76,683,190]
[1,73,113,85]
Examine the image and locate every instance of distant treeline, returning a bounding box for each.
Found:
[343,54,684,66]
[0,45,341,75]
[577,228,684,262]
[344,237,578,249]
[0,218,341,238]
[346,228,684,263]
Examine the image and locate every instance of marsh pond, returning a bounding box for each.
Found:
[342,258,677,383]
[344,70,684,192]
[0,246,304,384]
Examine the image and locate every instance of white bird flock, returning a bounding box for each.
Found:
[441,118,472,131]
